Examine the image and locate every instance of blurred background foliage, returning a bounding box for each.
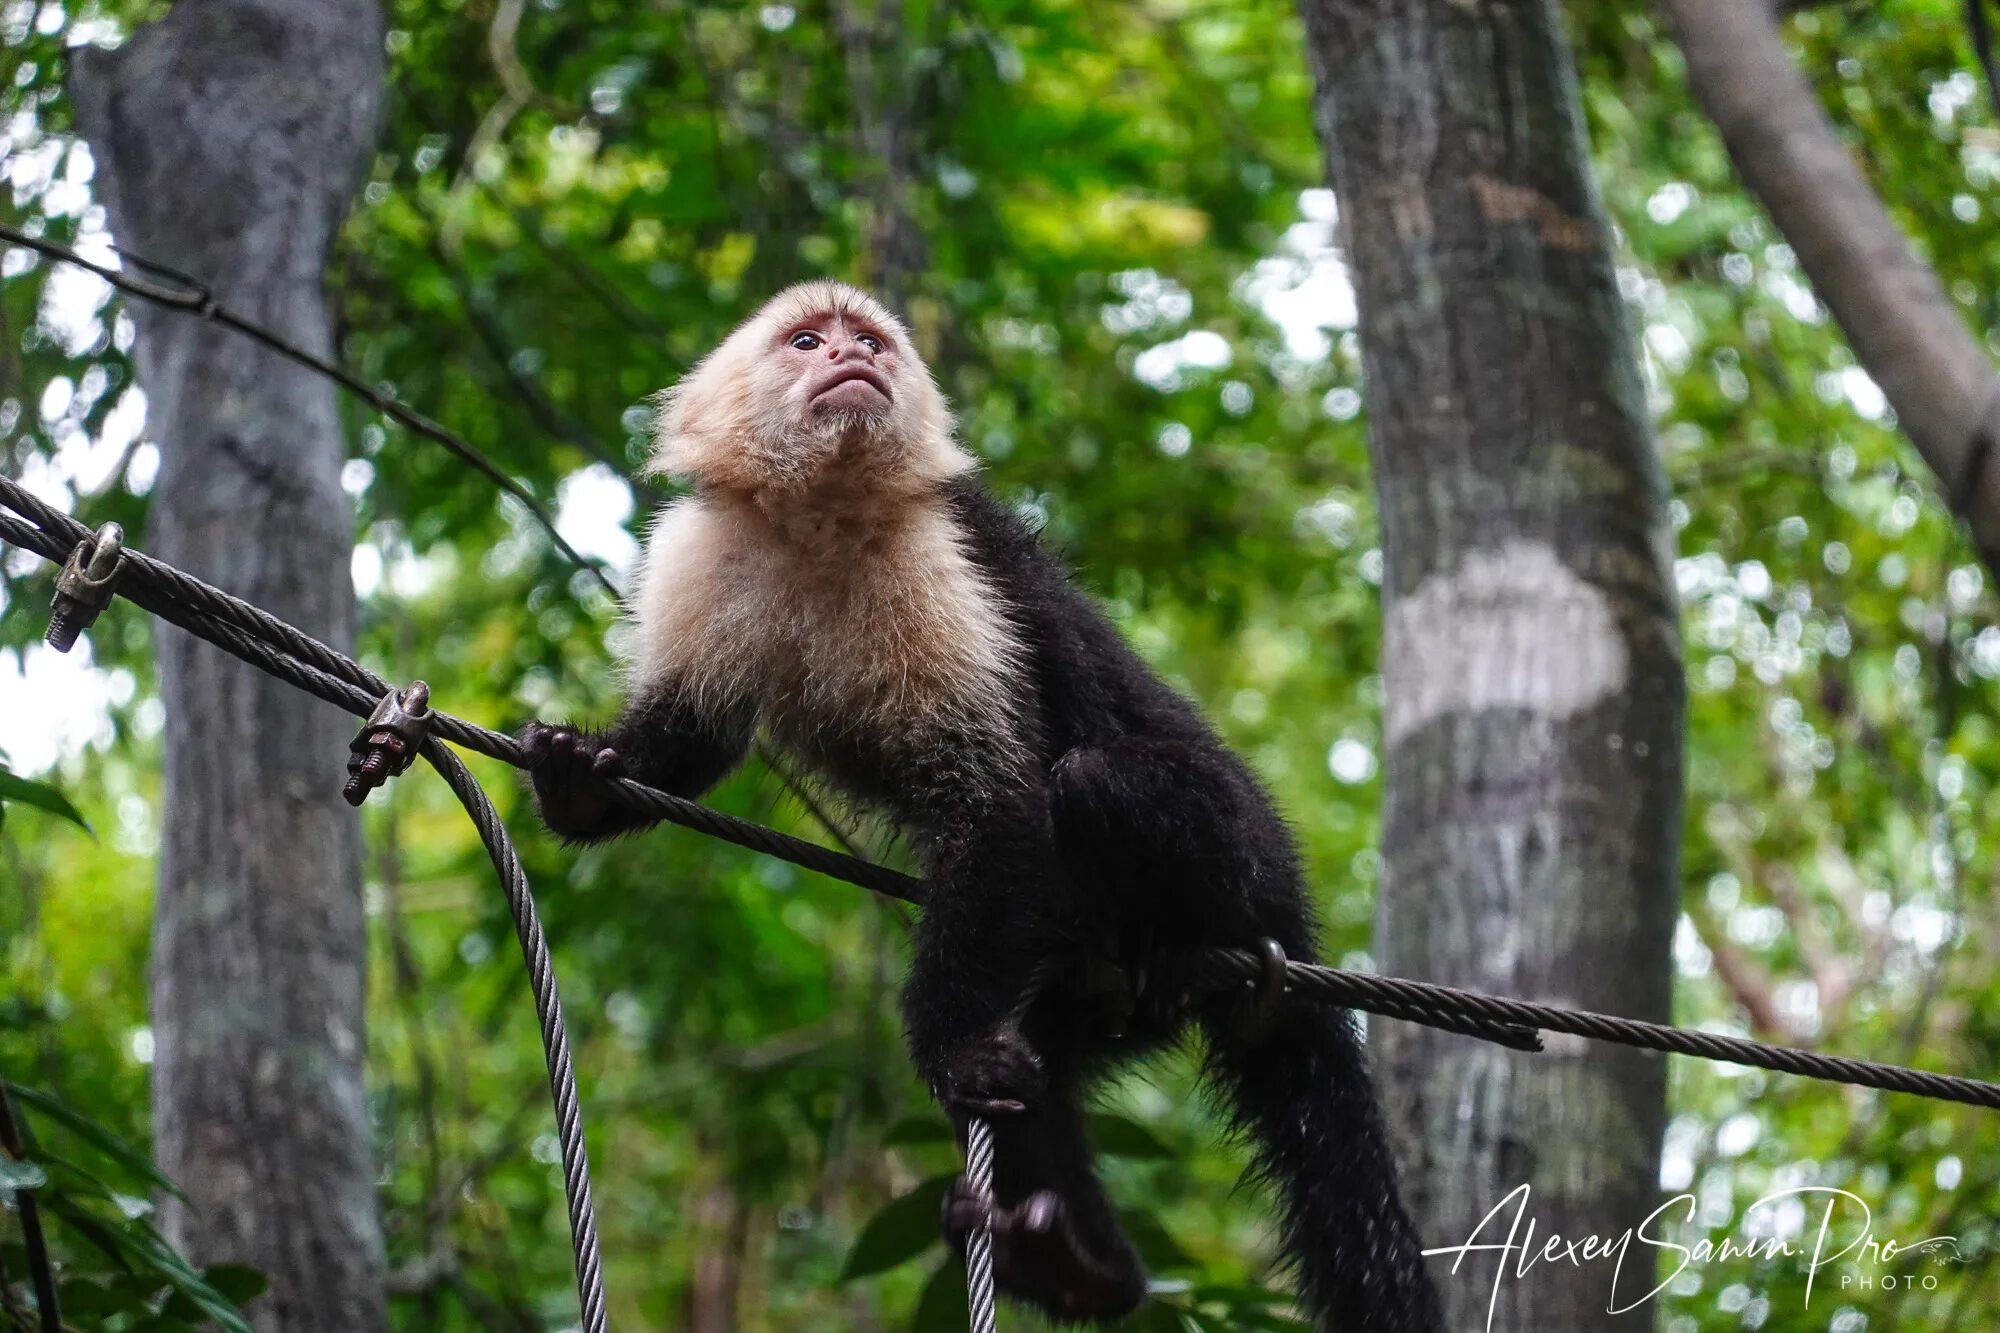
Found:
[2,0,1998,1328]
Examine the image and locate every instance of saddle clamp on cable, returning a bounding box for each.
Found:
[46,522,125,652]
[343,681,433,806]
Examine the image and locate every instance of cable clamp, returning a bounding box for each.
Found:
[1251,938,1290,1019]
[1229,938,1291,1038]
[344,681,432,806]
[46,522,125,652]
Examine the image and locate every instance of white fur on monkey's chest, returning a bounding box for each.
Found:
[629,494,1024,744]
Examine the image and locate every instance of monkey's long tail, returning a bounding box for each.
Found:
[1201,999,1445,1333]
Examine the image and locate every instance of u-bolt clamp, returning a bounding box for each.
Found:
[46,522,126,652]
[1230,937,1292,1039]
[343,681,433,806]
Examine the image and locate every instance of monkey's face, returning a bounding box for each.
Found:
[775,309,899,434]
[653,281,971,497]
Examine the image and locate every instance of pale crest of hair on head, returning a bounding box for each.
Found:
[649,280,972,494]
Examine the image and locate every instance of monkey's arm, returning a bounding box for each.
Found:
[519,686,754,842]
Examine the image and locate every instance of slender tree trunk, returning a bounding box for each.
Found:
[836,0,929,306]
[1662,0,2000,575]
[1296,3,1684,1327]
[71,3,387,1328]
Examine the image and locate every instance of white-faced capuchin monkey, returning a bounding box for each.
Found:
[520,281,1443,1330]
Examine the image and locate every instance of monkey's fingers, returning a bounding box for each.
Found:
[517,723,621,837]
[518,720,561,765]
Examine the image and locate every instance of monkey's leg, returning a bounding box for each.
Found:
[519,689,753,842]
[941,1097,1147,1324]
[900,817,1074,1113]
[1048,735,1296,945]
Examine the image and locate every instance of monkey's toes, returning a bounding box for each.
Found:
[940,1177,992,1246]
[944,1186,1148,1322]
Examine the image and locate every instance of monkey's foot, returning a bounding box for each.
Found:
[942,1182,1148,1324]
[518,722,626,840]
[939,1022,1046,1118]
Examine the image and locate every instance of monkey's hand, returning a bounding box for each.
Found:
[942,1182,1148,1322]
[937,1021,1046,1119]
[518,722,629,841]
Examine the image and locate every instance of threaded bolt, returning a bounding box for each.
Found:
[343,743,394,806]
[45,603,83,652]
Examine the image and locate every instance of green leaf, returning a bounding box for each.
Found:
[1124,1302,1207,1333]
[39,1195,254,1332]
[1188,1282,1296,1307]
[0,768,92,833]
[1085,1112,1173,1159]
[43,1196,141,1274]
[883,1115,953,1147]
[1231,1311,1313,1331]
[839,1174,953,1282]
[909,1257,968,1333]
[4,1081,187,1202]
[54,1280,136,1319]
[129,1220,256,1333]
[1118,1207,1195,1271]
[0,1156,48,1190]
[199,1264,270,1305]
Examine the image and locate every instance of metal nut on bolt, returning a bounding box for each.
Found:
[343,681,433,806]
[46,521,125,652]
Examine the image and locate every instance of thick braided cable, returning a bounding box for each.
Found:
[426,741,606,1331]
[962,1116,998,1333]
[0,506,608,1333]
[1193,950,2000,1111]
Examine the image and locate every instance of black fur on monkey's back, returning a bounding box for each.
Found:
[922,479,1442,1330]
[525,475,1442,1330]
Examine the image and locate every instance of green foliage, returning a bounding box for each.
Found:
[840,1175,953,1283]
[0,764,91,833]
[4,0,2000,1328]
[3,1080,260,1331]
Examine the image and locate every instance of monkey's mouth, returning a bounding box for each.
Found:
[810,366,891,406]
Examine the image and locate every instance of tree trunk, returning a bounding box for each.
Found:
[836,0,929,306]
[71,3,387,1328]
[1662,0,2000,576]
[1296,2,1684,1328]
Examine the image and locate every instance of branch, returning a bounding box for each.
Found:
[481,184,678,346]
[411,224,637,479]
[1687,904,1790,1040]
[0,224,619,600]
[1663,0,2000,574]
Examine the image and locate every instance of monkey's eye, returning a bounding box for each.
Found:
[856,332,885,353]
[789,331,822,351]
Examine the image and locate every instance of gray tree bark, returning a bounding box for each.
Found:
[71,3,387,1328]
[1664,0,2000,576]
[1296,2,1685,1328]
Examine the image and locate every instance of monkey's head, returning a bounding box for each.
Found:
[652,280,970,496]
